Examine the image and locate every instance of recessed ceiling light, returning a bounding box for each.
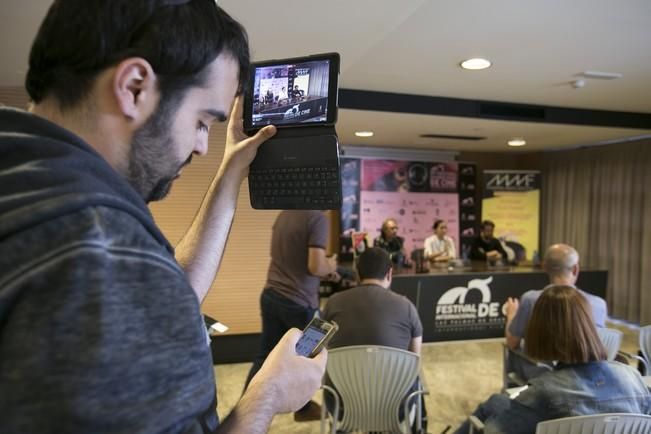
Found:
[460,58,492,70]
[508,138,526,147]
[355,131,374,137]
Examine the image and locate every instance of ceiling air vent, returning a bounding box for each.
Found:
[419,134,485,141]
[479,103,545,121]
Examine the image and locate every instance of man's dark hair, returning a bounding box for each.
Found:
[480,220,495,230]
[26,0,250,110]
[432,219,444,230]
[356,247,392,281]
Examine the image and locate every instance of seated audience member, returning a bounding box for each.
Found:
[322,247,422,352]
[423,219,456,263]
[506,244,607,350]
[373,218,412,267]
[455,285,651,434]
[504,244,607,381]
[322,247,423,424]
[469,220,507,262]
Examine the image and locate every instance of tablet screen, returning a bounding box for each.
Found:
[246,53,339,129]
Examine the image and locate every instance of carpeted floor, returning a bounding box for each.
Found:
[213,321,641,433]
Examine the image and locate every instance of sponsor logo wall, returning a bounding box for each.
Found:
[339,157,478,258]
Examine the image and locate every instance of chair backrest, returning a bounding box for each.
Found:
[640,325,651,365]
[536,413,651,434]
[502,343,552,389]
[597,327,623,361]
[326,345,420,433]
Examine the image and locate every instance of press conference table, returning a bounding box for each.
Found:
[389,263,608,343]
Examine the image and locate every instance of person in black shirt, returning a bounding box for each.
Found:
[373,218,411,267]
[470,220,507,262]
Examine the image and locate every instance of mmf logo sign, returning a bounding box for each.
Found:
[486,172,538,191]
[434,277,505,332]
[486,173,536,190]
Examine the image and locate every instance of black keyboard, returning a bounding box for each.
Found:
[249,166,341,209]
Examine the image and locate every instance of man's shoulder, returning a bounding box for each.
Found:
[578,288,606,304]
[521,288,544,302]
[2,205,173,267]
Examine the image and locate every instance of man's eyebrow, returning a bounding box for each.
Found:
[203,109,228,122]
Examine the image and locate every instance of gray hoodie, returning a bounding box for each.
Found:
[0,108,218,433]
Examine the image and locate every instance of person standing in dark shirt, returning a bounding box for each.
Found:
[470,220,508,262]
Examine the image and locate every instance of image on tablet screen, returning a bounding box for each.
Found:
[251,59,330,127]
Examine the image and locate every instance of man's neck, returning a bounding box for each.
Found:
[31,98,129,176]
[549,275,575,286]
[360,278,389,289]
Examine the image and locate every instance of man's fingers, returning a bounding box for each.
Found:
[230,95,244,125]
[284,327,303,346]
[312,346,328,368]
[245,125,277,147]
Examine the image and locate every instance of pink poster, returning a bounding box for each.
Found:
[360,191,459,254]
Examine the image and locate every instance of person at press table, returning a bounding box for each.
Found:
[373,218,412,268]
[469,220,507,263]
[423,219,456,263]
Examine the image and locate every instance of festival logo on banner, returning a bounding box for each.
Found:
[434,277,505,332]
[358,159,460,255]
[482,170,541,262]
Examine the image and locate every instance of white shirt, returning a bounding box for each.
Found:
[423,234,456,260]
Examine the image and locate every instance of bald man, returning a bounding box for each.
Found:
[505,244,608,351]
[373,218,411,267]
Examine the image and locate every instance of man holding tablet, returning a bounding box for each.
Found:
[0,1,326,433]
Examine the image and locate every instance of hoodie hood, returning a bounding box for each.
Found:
[0,107,172,253]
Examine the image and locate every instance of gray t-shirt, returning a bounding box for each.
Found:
[322,284,423,350]
[265,210,328,309]
[509,285,608,339]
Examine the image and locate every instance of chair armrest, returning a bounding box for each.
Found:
[321,384,340,434]
[403,388,430,433]
[618,351,649,374]
[419,366,430,394]
[507,372,527,387]
[468,415,485,433]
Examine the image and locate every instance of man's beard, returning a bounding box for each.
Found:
[126,98,192,203]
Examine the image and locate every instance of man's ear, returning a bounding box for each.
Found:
[386,266,393,283]
[572,263,580,277]
[112,58,158,122]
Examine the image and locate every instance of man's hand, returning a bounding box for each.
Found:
[326,254,338,275]
[487,250,502,259]
[221,96,276,181]
[506,297,519,320]
[505,297,522,350]
[247,328,327,414]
